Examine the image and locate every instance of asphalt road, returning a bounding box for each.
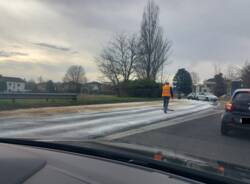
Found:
[3,99,248,167]
[0,100,210,139]
[116,110,250,167]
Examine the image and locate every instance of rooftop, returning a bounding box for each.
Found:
[0,75,25,83]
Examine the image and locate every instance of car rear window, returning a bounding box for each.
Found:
[233,92,250,103]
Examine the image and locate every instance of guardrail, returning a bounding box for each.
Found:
[0,93,78,102]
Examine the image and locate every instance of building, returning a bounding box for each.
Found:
[194,80,216,94]
[82,82,102,94]
[0,75,26,92]
[81,81,114,95]
[230,80,243,95]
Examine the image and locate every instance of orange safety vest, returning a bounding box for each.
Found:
[162,84,171,97]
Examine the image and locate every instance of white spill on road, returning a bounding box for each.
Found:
[0,100,214,139]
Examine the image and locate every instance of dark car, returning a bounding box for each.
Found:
[221,89,250,135]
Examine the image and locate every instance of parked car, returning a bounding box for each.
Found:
[187,93,197,100]
[187,92,218,102]
[197,93,218,102]
[221,89,250,135]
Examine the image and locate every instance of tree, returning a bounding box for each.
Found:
[46,80,55,92]
[127,34,138,80]
[190,72,200,85]
[108,33,137,81]
[224,65,241,95]
[37,76,44,83]
[97,54,122,95]
[63,65,87,92]
[213,63,221,75]
[173,68,193,95]
[225,65,240,81]
[96,33,138,96]
[241,63,250,87]
[213,73,227,97]
[26,80,37,92]
[63,65,87,84]
[135,0,171,81]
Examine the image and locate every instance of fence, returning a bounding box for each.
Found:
[0,93,78,102]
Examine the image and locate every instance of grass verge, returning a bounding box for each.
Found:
[0,95,161,111]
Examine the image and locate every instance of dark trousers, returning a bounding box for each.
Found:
[163,96,170,113]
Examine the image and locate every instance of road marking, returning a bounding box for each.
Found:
[101,110,223,141]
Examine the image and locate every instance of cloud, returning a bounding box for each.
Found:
[71,51,79,54]
[0,60,69,81]
[0,51,28,58]
[33,42,71,51]
[0,59,97,82]
[0,0,249,81]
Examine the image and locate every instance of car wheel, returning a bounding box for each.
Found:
[221,123,229,135]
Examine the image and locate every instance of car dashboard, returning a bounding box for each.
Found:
[0,143,201,184]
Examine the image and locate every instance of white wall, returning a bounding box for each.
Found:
[195,85,211,94]
[6,82,25,92]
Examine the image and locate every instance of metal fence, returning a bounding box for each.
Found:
[0,93,78,102]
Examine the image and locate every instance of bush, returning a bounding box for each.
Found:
[121,80,161,98]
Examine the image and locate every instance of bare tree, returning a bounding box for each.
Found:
[126,34,138,80]
[225,65,241,80]
[37,76,44,83]
[96,48,122,96]
[63,65,87,84]
[213,63,221,75]
[96,33,138,96]
[190,72,200,85]
[108,33,137,81]
[135,0,171,81]
[63,65,87,92]
[241,62,250,87]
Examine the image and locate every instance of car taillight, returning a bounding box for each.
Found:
[225,102,233,112]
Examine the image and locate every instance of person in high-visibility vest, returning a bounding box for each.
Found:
[162,82,174,113]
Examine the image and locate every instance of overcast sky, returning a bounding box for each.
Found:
[0,0,249,82]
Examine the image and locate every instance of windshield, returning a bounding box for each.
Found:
[0,0,250,183]
[234,92,250,104]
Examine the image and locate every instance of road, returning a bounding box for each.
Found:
[112,108,250,167]
[2,100,250,167]
[0,100,211,139]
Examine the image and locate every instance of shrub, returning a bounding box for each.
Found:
[121,80,161,98]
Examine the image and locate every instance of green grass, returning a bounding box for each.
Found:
[0,95,161,111]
